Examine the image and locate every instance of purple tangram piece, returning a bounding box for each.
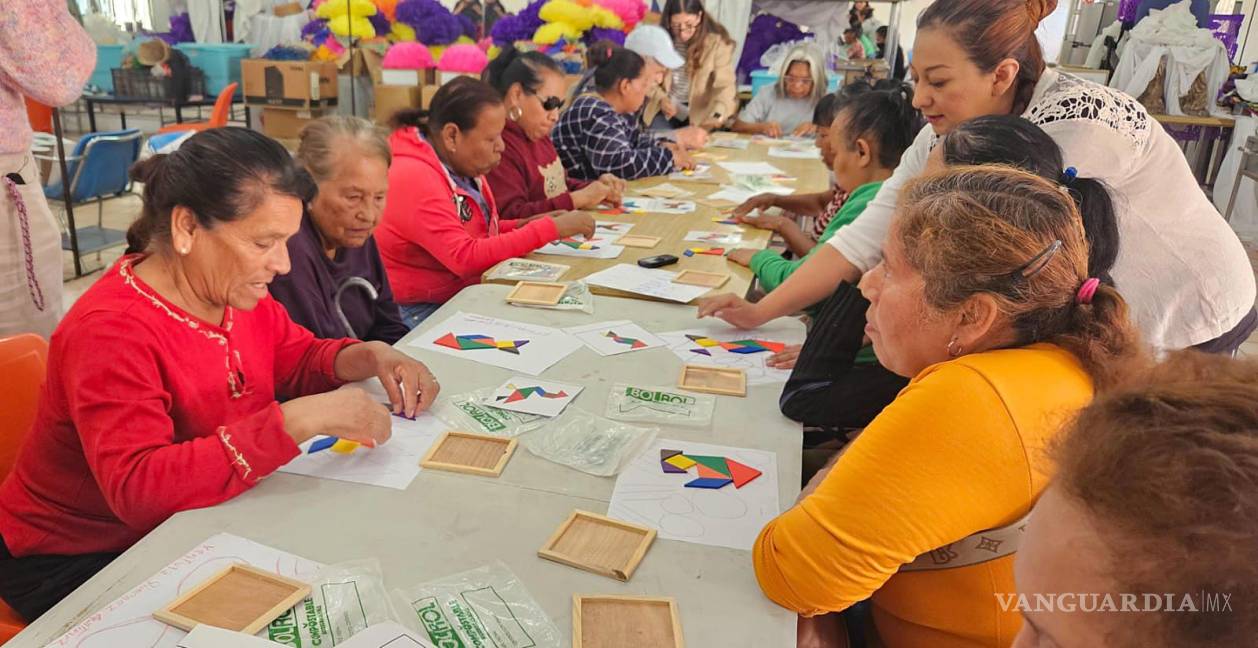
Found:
[661,460,687,473]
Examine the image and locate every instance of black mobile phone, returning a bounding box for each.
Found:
[638,254,679,269]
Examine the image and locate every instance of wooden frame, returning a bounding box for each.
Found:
[615,234,661,249]
[537,510,656,582]
[678,364,746,397]
[572,595,684,648]
[420,430,517,477]
[505,281,568,305]
[672,270,729,288]
[152,564,310,634]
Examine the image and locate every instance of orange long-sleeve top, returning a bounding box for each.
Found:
[754,344,1093,647]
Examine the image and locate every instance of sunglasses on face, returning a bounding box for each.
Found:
[528,91,564,111]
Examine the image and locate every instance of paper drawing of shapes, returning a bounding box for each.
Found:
[308,436,338,454]
[685,477,732,489]
[605,330,648,349]
[330,438,361,454]
[497,384,569,403]
[435,333,530,354]
[664,454,696,471]
[725,458,763,488]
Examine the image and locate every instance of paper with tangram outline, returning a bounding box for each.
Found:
[409,312,583,376]
[658,321,804,386]
[489,377,584,417]
[565,320,667,356]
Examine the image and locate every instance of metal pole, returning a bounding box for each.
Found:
[884,0,901,76]
[347,0,357,116]
[53,108,83,278]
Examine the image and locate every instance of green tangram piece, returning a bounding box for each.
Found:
[687,454,731,477]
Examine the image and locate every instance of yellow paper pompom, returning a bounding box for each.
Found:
[328,14,376,39]
[390,21,416,42]
[533,21,582,45]
[456,35,475,45]
[539,0,593,31]
[313,44,339,61]
[429,45,447,62]
[316,0,377,19]
[487,44,502,61]
[590,7,623,29]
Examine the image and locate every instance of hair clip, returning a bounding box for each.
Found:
[1013,239,1062,281]
[1060,166,1077,186]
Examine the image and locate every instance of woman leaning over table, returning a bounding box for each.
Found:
[483,44,626,220]
[658,0,737,130]
[269,115,409,344]
[0,128,439,622]
[699,0,1257,355]
[755,166,1145,647]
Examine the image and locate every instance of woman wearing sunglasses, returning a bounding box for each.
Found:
[485,45,626,220]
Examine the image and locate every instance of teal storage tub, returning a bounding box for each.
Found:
[90,44,125,93]
[174,43,254,97]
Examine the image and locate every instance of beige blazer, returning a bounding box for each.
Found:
[660,33,737,128]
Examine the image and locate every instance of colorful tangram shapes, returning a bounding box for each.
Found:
[555,237,600,250]
[604,330,648,349]
[598,206,626,216]
[711,217,740,225]
[684,334,786,356]
[308,436,363,454]
[683,247,726,257]
[496,384,569,404]
[660,449,761,489]
[434,333,530,355]
[620,200,649,214]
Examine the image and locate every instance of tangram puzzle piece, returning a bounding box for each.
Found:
[685,477,733,489]
[308,436,338,454]
[683,247,726,257]
[664,454,696,471]
[660,449,687,473]
[725,458,763,488]
[556,237,600,250]
[684,334,785,355]
[688,455,732,476]
[599,207,626,216]
[712,217,739,225]
[330,438,360,454]
[434,333,529,355]
[605,330,647,349]
[497,385,569,403]
[695,463,727,480]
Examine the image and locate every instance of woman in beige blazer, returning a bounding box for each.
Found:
[659,0,737,130]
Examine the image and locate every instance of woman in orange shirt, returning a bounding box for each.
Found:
[754,166,1146,647]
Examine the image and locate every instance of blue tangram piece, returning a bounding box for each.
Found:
[685,477,733,489]
[726,345,763,354]
[308,436,337,454]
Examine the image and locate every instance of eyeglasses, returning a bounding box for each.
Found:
[784,76,813,86]
[528,91,564,111]
[670,18,701,33]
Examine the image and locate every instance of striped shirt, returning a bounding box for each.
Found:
[553,94,675,181]
[669,40,691,120]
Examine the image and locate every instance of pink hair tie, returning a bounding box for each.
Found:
[1076,277,1101,305]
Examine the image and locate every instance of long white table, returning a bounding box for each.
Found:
[10,284,802,647]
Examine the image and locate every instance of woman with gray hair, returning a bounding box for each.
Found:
[268,115,409,344]
[732,45,828,137]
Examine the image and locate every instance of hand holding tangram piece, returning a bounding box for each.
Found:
[307,436,364,454]
[685,334,786,356]
[554,237,601,250]
[683,247,725,257]
[434,333,530,355]
[496,384,569,403]
[660,449,761,489]
[604,330,648,349]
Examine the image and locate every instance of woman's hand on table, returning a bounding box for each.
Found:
[369,343,440,417]
[732,194,779,219]
[597,174,626,204]
[725,248,757,267]
[552,210,596,238]
[735,211,788,233]
[571,181,612,209]
[281,387,393,448]
[792,122,817,137]
[759,122,783,138]
[696,293,770,329]
[668,144,696,171]
[766,344,802,370]
[673,126,709,150]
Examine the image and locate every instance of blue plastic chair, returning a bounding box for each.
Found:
[43,129,142,254]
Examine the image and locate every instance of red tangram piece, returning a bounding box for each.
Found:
[725,458,762,488]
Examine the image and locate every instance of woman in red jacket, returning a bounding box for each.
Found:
[484,44,626,220]
[0,128,439,621]
[376,77,595,326]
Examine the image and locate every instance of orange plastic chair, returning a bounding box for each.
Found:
[0,334,47,643]
[156,82,238,134]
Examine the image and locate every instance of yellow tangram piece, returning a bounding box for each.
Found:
[693,337,721,347]
[496,341,516,349]
[330,439,361,454]
[665,454,697,470]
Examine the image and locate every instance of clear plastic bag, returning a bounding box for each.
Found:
[509,280,596,314]
[265,559,403,646]
[432,388,545,437]
[523,407,658,476]
[396,561,561,648]
[485,257,570,282]
[605,383,716,427]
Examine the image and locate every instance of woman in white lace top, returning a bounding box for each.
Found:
[698,0,1256,355]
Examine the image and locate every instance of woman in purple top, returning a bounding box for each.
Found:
[269,116,409,344]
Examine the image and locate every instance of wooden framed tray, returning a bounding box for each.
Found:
[573,595,684,648]
[672,270,729,288]
[538,510,656,581]
[615,234,661,249]
[505,281,568,305]
[678,364,746,397]
[420,430,517,477]
[152,563,310,634]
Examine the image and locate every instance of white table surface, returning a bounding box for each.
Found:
[9,284,802,648]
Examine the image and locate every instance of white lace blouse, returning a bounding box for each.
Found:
[826,69,1256,351]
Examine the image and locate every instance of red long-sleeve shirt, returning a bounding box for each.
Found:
[485,119,590,220]
[375,127,559,304]
[0,256,357,557]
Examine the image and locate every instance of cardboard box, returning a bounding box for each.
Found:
[273,1,303,16]
[261,107,330,140]
[374,84,422,124]
[242,59,338,109]
[380,68,437,87]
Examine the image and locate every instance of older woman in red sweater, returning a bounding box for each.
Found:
[0,128,439,621]
[376,77,595,326]
[484,45,626,220]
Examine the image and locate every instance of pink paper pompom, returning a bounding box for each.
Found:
[593,0,645,29]
[383,42,435,68]
[436,43,488,73]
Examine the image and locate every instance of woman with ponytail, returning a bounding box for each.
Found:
[755,166,1145,647]
[699,0,1256,357]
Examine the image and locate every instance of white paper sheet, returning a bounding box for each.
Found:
[684,230,744,245]
[705,186,760,204]
[583,264,713,303]
[564,320,667,356]
[636,182,693,199]
[718,161,786,176]
[179,625,287,648]
[768,145,821,159]
[533,235,624,259]
[621,197,697,214]
[484,258,570,282]
[593,220,634,236]
[408,311,583,376]
[668,163,715,181]
[337,623,435,648]
[709,137,751,150]
[488,377,584,417]
[278,412,447,489]
[48,533,323,648]
[608,438,780,551]
[658,320,805,385]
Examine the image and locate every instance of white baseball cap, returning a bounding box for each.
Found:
[624,25,685,70]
